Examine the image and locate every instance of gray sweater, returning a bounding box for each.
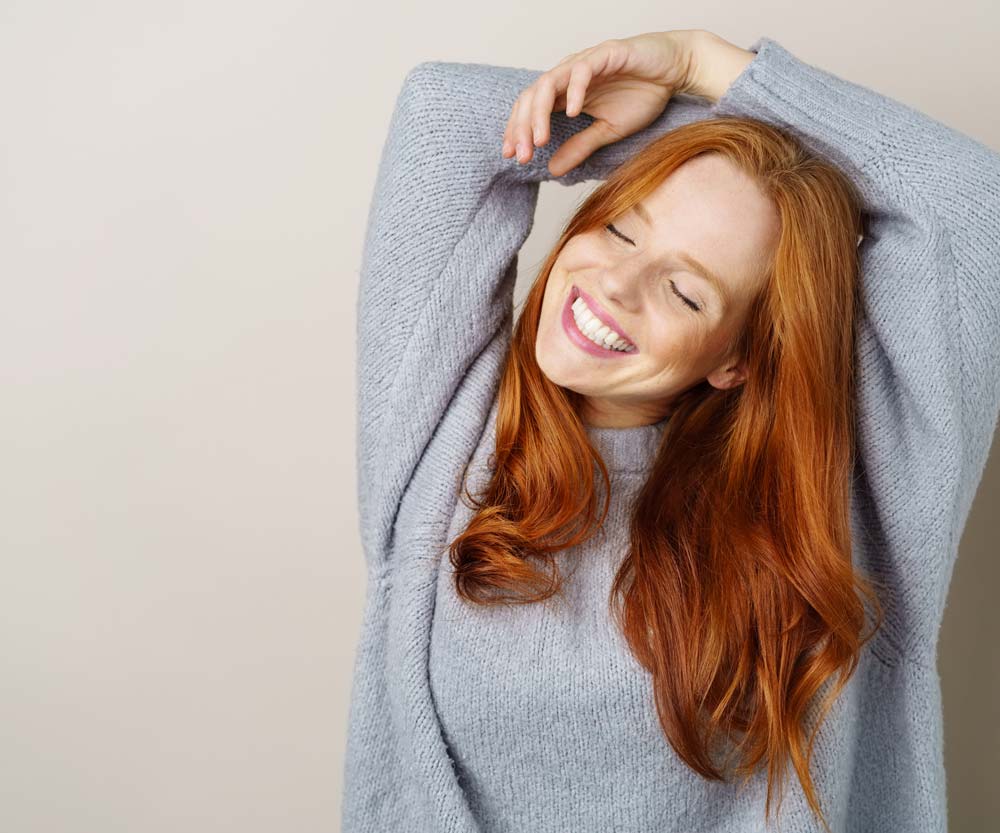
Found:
[344,36,1000,832]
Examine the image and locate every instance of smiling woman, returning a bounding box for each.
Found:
[534,146,780,429]
[345,32,1000,833]
[450,114,874,831]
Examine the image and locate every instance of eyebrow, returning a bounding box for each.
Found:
[633,201,731,307]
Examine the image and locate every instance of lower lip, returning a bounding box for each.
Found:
[561,289,635,358]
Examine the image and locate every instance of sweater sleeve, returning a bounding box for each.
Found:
[354,61,723,574]
[712,37,1000,663]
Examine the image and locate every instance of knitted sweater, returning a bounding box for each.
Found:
[345,36,1000,832]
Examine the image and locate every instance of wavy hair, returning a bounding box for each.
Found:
[447,116,885,832]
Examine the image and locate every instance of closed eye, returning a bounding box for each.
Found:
[603,223,703,313]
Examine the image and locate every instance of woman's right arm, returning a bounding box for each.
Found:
[355,59,718,573]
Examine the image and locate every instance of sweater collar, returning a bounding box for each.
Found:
[584,415,670,475]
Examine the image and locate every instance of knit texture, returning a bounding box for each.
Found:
[345,36,1000,832]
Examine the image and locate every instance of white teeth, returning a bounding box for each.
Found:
[571,297,635,352]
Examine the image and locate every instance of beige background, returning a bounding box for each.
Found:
[1,1,997,830]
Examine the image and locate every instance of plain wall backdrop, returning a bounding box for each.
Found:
[1,1,997,830]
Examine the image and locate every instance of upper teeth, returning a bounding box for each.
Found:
[571,297,636,352]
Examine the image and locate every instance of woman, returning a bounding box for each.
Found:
[345,30,1000,833]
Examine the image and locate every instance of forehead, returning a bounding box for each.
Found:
[638,154,779,299]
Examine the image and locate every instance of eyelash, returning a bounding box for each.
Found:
[604,223,702,313]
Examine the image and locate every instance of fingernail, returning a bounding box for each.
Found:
[516,142,526,162]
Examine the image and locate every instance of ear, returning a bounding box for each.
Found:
[705,358,749,391]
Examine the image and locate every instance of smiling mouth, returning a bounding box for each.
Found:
[569,285,637,352]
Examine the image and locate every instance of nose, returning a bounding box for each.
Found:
[596,257,645,314]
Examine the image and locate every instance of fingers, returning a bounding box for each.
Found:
[502,89,537,163]
[531,74,558,148]
[501,99,519,158]
[503,49,600,165]
[564,61,593,118]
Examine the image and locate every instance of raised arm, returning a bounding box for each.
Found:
[708,35,1000,662]
[355,60,721,574]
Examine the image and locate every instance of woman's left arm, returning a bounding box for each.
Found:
[716,34,1000,475]
[701,34,1000,661]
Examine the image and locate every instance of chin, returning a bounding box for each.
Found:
[536,349,600,397]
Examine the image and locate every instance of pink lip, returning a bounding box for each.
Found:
[561,284,639,358]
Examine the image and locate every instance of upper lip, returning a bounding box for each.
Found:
[572,285,637,347]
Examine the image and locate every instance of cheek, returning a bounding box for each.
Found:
[542,275,568,324]
[644,315,720,369]
[702,320,739,358]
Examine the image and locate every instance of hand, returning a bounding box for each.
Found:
[502,29,703,178]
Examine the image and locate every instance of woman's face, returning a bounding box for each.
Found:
[535,153,781,428]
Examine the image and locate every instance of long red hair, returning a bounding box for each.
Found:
[448,116,884,832]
